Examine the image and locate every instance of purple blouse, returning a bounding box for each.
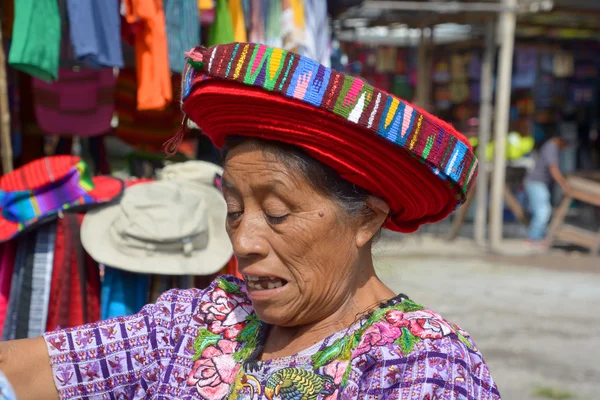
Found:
[44,276,501,399]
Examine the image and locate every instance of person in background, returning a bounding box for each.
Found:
[525,131,571,246]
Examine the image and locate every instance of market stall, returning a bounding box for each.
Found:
[0,0,334,338]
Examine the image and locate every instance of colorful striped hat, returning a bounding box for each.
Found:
[175,43,478,233]
[0,156,124,243]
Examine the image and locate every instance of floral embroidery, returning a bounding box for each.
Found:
[354,322,401,357]
[187,340,241,399]
[44,277,500,400]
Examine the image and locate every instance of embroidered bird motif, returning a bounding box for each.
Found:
[100,324,118,340]
[48,335,67,351]
[264,368,335,400]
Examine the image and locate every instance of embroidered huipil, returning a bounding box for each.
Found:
[44,276,501,399]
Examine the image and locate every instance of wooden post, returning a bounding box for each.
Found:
[0,24,13,174]
[415,26,434,110]
[473,23,495,246]
[445,181,477,241]
[489,0,517,251]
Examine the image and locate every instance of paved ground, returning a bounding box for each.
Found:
[374,236,600,400]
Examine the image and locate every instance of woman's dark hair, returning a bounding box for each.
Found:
[222,136,384,232]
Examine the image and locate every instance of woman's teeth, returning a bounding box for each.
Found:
[245,276,285,290]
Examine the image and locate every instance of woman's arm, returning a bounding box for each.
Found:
[0,337,59,400]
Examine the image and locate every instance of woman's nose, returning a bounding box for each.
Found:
[230,212,269,259]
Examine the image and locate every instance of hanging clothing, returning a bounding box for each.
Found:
[2,231,37,340]
[198,0,214,10]
[248,0,265,44]
[101,267,149,320]
[114,69,182,150]
[65,0,124,68]
[207,0,234,46]
[0,241,17,338]
[228,0,248,43]
[32,68,116,137]
[281,0,306,53]
[28,223,57,338]
[303,0,330,67]
[46,214,101,332]
[164,0,201,73]
[264,0,282,48]
[8,0,61,82]
[123,0,172,110]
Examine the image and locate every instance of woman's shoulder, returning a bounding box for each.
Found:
[347,299,501,398]
[354,298,478,361]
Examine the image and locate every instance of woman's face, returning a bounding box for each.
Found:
[222,142,368,327]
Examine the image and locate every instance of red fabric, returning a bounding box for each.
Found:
[0,156,124,243]
[0,241,17,337]
[184,82,456,233]
[225,256,240,279]
[46,215,101,331]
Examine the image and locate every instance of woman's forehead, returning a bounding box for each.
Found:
[223,153,307,194]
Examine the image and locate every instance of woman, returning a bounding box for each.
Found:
[0,43,499,399]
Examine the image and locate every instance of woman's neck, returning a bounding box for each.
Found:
[259,271,395,360]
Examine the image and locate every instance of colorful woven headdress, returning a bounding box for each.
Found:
[175,43,478,233]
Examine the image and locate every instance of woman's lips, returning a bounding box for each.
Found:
[243,275,289,299]
[243,275,287,290]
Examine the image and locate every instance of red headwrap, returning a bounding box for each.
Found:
[177,43,478,233]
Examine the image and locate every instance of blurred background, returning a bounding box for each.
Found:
[0,1,599,399]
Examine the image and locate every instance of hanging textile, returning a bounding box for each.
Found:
[248,0,265,44]
[164,0,201,72]
[265,0,282,48]
[65,0,124,68]
[207,0,234,46]
[123,0,172,110]
[512,47,538,89]
[2,232,37,340]
[114,69,182,150]
[8,0,61,82]
[46,214,101,332]
[229,0,248,43]
[2,39,23,160]
[199,0,216,24]
[27,223,57,338]
[198,0,214,11]
[31,68,116,137]
[242,0,252,31]
[101,267,149,320]
[303,0,330,67]
[281,0,306,53]
[0,242,17,338]
[554,51,574,78]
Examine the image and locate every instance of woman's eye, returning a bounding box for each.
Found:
[227,211,243,221]
[265,214,289,225]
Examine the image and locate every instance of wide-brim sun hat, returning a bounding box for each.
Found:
[81,180,232,276]
[172,43,478,233]
[0,155,124,243]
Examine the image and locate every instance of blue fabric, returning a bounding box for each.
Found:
[164,0,201,72]
[101,267,149,319]
[0,371,17,400]
[526,181,552,241]
[66,0,123,68]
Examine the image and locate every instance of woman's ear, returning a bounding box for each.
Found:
[356,196,390,248]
